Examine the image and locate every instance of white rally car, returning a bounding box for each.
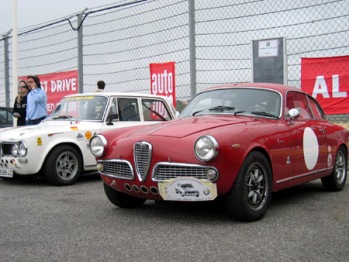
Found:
[0,92,177,186]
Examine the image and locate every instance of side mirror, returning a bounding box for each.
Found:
[287,108,300,118]
[286,108,300,124]
[106,113,118,125]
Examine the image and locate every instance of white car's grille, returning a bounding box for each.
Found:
[0,142,14,155]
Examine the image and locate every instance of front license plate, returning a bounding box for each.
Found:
[158,177,217,201]
[0,168,13,178]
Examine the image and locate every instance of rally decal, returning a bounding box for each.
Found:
[303,127,319,170]
[37,137,43,146]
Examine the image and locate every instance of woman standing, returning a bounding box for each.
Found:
[13,80,29,126]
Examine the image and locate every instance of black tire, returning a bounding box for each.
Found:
[321,147,347,191]
[225,151,272,222]
[103,183,146,208]
[44,145,82,186]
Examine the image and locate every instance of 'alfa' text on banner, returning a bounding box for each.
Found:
[301,55,349,114]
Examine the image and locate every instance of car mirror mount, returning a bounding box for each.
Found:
[106,113,119,125]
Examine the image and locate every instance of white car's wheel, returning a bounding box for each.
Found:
[44,145,82,186]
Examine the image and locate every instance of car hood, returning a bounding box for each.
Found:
[0,120,101,140]
[128,115,257,138]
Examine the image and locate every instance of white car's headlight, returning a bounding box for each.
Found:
[90,135,107,157]
[194,135,218,161]
[11,144,18,156]
[11,141,28,157]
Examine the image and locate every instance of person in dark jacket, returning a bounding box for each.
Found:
[13,80,29,126]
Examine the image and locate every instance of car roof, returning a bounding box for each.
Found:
[0,107,13,111]
[204,82,302,95]
[65,92,170,99]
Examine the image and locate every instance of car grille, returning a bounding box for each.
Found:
[100,143,218,182]
[99,160,134,180]
[0,142,14,156]
[134,141,152,182]
[152,162,218,181]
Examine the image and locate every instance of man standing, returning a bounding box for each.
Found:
[96,80,105,92]
[26,75,47,125]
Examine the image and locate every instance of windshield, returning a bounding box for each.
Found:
[48,96,108,121]
[179,88,281,118]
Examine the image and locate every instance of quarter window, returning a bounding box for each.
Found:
[286,92,313,119]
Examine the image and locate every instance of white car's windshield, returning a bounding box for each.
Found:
[179,88,281,118]
[49,96,108,121]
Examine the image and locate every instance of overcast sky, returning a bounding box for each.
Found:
[0,0,125,35]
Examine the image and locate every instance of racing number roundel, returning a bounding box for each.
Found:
[303,127,319,170]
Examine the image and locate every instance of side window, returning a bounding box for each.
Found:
[7,110,13,124]
[286,92,313,120]
[308,96,325,120]
[141,99,172,121]
[0,109,12,125]
[0,109,6,124]
[118,98,140,121]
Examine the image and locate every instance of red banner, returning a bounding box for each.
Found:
[301,56,349,114]
[19,70,78,114]
[150,62,176,107]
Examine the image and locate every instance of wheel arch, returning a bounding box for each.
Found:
[40,142,84,173]
[248,146,273,180]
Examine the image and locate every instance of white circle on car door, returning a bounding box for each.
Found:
[303,127,319,170]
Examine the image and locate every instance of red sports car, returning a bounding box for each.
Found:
[90,83,349,221]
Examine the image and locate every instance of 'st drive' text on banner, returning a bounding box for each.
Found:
[19,70,78,114]
[301,56,349,114]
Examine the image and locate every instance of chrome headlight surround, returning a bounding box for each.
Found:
[11,141,28,157]
[89,135,108,157]
[194,135,218,162]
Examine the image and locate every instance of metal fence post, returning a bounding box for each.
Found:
[3,30,11,107]
[77,13,84,93]
[189,0,196,97]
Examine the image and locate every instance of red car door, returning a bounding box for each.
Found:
[286,92,329,181]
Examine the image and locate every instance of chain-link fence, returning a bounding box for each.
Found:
[1,0,349,126]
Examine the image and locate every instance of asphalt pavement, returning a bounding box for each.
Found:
[0,173,348,262]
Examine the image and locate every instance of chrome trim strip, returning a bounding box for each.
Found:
[276,167,332,184]
[151,161,219,182]
[98,159,134,180]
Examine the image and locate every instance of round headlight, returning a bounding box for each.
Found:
[11,141,28,157]
[194,135,218,161]
[90,135,107,157]
[18,141,28,157]
[11,144,18,156]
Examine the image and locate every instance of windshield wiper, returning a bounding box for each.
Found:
[209,106,235,112]
[234,110,277,118]
[53,115,74,120]
[250,111,278,118]
[193,106,235,116]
